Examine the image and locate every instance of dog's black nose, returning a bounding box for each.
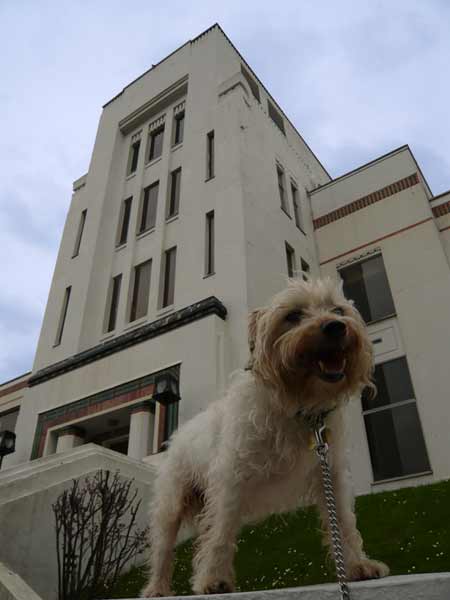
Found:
[321,320,347,338]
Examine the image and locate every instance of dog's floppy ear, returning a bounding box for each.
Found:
[248,308,265,353]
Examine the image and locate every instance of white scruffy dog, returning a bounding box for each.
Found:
[142,278,389,597]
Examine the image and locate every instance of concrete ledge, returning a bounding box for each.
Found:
[0,562,43,600]
[114,573,450,600]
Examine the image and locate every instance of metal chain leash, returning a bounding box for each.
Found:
[314,420,351,600]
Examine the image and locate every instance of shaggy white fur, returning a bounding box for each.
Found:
[142,278,389,597]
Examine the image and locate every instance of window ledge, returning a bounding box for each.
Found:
[171,142,183,152]
[137,227,155,240]
[203,272,216,279]
[366,313,397,326]
[156,306,175,318]
[99,332,115,343]
[166,215,179,224]
[125,171,137,181]
[296,226,306,236]
[205,175,215,183]
[145,156,162,169]
[371,470,433,487]
[123,317,148,332]
[115,243,127,252]
[71,252,80,259]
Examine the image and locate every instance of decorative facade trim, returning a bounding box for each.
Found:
[31,365,179,459]
[433,200,450,218]
[320,218,432,266]
[0,378,29,399]
[29,296,227,387]
[336,247,381,269]
[313,173,420,230]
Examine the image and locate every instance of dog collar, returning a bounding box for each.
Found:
[297,407,336,450]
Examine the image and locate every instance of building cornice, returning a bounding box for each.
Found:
[29,296,227,387]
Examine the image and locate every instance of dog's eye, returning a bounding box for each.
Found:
[332,307,345,316]
[285,310,303,323]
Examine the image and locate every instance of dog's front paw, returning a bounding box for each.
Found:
[201,580,234,595]
[347,558,389,581]
[140,582,172,598]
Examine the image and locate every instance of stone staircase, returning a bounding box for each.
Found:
[109,573,450,600]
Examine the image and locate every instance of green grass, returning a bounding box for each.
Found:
[109,479,450,598]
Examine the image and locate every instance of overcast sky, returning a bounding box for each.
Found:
[1,0,449,383]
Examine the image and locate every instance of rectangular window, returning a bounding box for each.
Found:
[173,111,185,146]
[285,243,296,278]
[106,274,122,332]
[129,260,152,322]
[161,247,177,308]
[241,64,260,102]
[127,139,141,175]
[300,258,310,281]
[362,357,430,482]
[291,183,304,231]
[117,197,132,246]
[139,181,159,233]
[268,100,286,135]
[206,131,215,180]
[167,168,181,218]
[205,211,215,276]
[340,255,396,323]
[55,286,71,346]
[72,209,87,258]
[277,165,289,214]
[148,125,164,162]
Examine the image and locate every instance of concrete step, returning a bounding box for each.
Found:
[113,573,450,600]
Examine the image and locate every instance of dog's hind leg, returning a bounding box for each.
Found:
[141,471,186,598]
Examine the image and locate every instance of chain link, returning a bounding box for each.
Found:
[315,431,351,600]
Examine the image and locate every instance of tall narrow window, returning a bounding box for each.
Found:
[139,181,159,233]
[167,168,181,218]
[173,111,185,146]
[268,100,286,135]
[129,260,152,322]
[55,286,71,346]
[277,165,289,214]
[300,258,310,282]
[127,139,141,175]
[340,255,396,323]
[72,209,87,258]
[362,357,430,481]
[161,247,177,308]
[291,183,304,231]
[206,131,215,180]
[106,274,122,332]
[148,126,164,162]
[285,243,296,278]
[205,211,215,276]
[241,64,260,102]
[117,197,132,246]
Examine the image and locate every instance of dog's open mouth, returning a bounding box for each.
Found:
[316,350,347,383]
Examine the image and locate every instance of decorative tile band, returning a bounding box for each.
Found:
[313,173,420,230]
[0,378,29,399]
[31,365,179,459]
[433,200,450,218]
[29,296,226,387]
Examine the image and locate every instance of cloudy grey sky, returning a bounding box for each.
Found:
[1,0,449,382]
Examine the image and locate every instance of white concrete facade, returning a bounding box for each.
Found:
[1,24,450,498]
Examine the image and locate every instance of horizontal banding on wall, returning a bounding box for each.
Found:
[313,173,420,230]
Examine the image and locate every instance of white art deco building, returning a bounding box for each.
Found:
[1,24,450,500]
